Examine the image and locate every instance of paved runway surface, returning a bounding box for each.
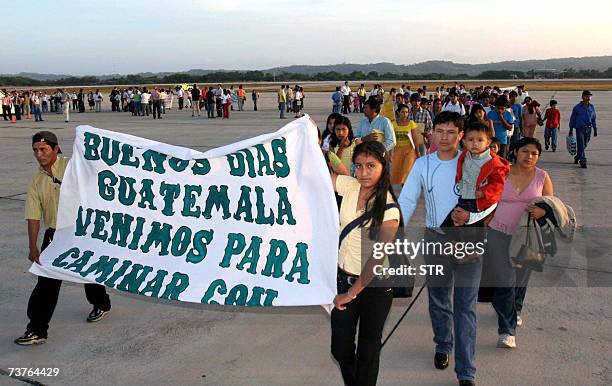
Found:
[1,91,611,385]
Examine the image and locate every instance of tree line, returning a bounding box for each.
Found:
[2,67,612,87]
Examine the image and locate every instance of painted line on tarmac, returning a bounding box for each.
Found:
[0,192,26,202]
[0,369,46,386]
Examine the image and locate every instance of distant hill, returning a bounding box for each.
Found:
[263,56,612,76]
[2,56,612,81]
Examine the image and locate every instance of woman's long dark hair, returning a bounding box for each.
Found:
[321,112,342,141]
[351,141,401,240]
[467,103,487,123]
[329,115,354,148]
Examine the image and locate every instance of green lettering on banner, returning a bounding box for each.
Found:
[80,255,119,282]
[263,289,279,306]
[246,286,266,306]
[75,206,94,236]
[98,170,117,201]
[101,136,121,166]
[227,152,246,177]
[203,185,231,220]
[137,179,157,210]
[142,149,167,174]
[254,144,274,176]
[170,226,192,257]
[118,176,137,205]
[116,264,154,294]
[185,229,214,264]
[65,250,94,273]
[83,132,101,160]
[236,236,262,274]
[160,272,190,300]
[261,239,289,279]
[276,187,296,225]
[140,221,172,256]
[285,243,310,284]
[201,279,227,305]
[254,186,274,225]
[120,143,139,167]
[191,159,211,176]
[108,212,134,247]
[225,284,248,306]
[127,217,146,251]
[104,260,132,287]
[241,149,257,178]
[139,269,168,298]
[233,186,254,222]
[91,209,111,241]
[219,233,246,268]
[271,138,290,178]
[159,182,180,216]
[181,184,202,218]
[168,157,189,172]
[52,247,80,268]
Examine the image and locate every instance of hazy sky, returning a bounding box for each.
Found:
[3,0,612,75]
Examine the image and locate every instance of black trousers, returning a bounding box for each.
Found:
[215,97,222,117]
[26,228,111,338]
[331,270,393,386]
[343,95,350,114]
[178,97,184,110]
[253,99,258,111]
[152,100,161,118]
[2,105,11,120]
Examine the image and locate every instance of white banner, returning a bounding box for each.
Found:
[30,116,339,307]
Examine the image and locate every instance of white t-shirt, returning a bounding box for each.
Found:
[442,101,466,116]
[340,85,351,96]
[141,92,151,104]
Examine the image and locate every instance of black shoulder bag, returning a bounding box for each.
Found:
[338,203,414,298]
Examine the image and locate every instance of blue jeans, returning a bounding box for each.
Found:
[34,105,43,121]
[279,102,286,118]
[485,229,533,336]
[544,127,558,150]
[332,104,341,113]
[424,232,482,381]
[575,126,592,163]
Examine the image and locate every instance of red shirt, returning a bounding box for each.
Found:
[544,108,560,129]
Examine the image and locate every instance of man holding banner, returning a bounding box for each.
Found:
[15,132,112,346]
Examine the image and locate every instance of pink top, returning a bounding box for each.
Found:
[488,167,548,235]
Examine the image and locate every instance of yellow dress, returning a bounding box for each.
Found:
[390,120,418,185]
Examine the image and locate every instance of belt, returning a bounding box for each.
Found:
[338,269,359,285]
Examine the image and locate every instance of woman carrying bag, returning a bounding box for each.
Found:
[483,137,554,349]
[330,141,401,386]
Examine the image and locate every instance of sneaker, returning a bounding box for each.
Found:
[517,315,523,327]
[14,331,47,346]
[459,381,475,386]
[87,307,110,323]
[496,334,516,348]
[434,352,449,369]
[580,162,587,169]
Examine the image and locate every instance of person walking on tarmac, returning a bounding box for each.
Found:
[15,132,112,346]
[569,90,598,169]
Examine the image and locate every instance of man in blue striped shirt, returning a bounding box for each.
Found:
[569,90,598,168]
[355,98,396,151]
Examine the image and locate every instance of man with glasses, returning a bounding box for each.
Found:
[15,132,111,346]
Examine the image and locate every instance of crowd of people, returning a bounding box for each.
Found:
[317,83,592,385]
[0,84,262,123]
[8,81,598,386]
